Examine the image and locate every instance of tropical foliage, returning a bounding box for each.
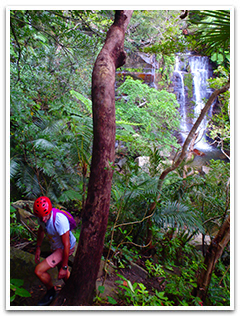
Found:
[187,10,230,67]
[9,9,230,307]
[207,66,230,156]
[115,78,181,155]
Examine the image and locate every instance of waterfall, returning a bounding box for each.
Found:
[188,55,214,149]
[173,53,214,150]
[173,55,188,139]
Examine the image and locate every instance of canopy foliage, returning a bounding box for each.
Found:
[9,10,231,307]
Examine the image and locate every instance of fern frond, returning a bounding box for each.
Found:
[10,158,21,179]
[118,173,159,203]
[58,190,82,203]
[31,138,56,150]
[154,201,204,233]
[15,165,43,198]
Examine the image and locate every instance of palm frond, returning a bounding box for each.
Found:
[10,158,21,179]
[41,119,66,135]
[121,173,159,202]
[15,165,43,199]
[188,10,230,57]
[153,201,204,233]
[31,138,56,150]
[58,189,82,203]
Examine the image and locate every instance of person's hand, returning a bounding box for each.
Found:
[35,247,41,264]
[58,267,68,280]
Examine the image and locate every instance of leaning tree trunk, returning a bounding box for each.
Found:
[194,215,230,302]
[146,80,230,245]
[53,10,133,306]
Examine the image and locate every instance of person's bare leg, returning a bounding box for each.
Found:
[35,259,54,290]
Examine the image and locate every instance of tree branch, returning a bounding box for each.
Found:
[11,15,74,65]
[159,80,230,187]
[195,215,230,301]
[147,80,230,219]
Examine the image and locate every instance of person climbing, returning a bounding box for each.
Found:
[33,196,76,306]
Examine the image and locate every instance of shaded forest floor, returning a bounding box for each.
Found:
[10,238,165,307]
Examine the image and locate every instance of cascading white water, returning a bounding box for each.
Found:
[173,53,214,150]
[173,55,188,139]
[188,55,213,149]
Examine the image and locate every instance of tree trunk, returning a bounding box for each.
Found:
[194,215,230,302]
[53,10,133,306]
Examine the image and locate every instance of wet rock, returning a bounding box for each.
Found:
[189,233,211,253]
[11,200,35,213]
[202,165,211,174]
[130,262,148,280]
[193,148,205,156]
[135,156,150,173]
[10,247,59,291]
[116,157,127,169]
[10,246,114,298]
[96,278,118,299]
[97,260,115,278]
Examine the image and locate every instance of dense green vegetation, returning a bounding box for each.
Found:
[10,10,231,307]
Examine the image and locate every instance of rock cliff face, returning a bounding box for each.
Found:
[116,51,159,88]
[116,51,217,149]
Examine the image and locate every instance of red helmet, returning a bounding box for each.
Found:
[33,196,52,218]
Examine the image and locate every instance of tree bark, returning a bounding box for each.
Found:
[194,215,230,302]
[53,10,133,306]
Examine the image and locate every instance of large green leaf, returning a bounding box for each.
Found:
[10,279,31,298]
[188,10,230,65]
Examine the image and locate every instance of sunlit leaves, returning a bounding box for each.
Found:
[115,78,181,155]
[187,10,230,68]
[127,10,186,55]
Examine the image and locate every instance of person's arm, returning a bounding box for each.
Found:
[58,231,70,279]
[35,225,45,264]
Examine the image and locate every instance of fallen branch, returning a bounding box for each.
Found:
[20,220,37,238]
[14,240,34,250]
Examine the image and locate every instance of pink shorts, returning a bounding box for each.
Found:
[46,246,75,268]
